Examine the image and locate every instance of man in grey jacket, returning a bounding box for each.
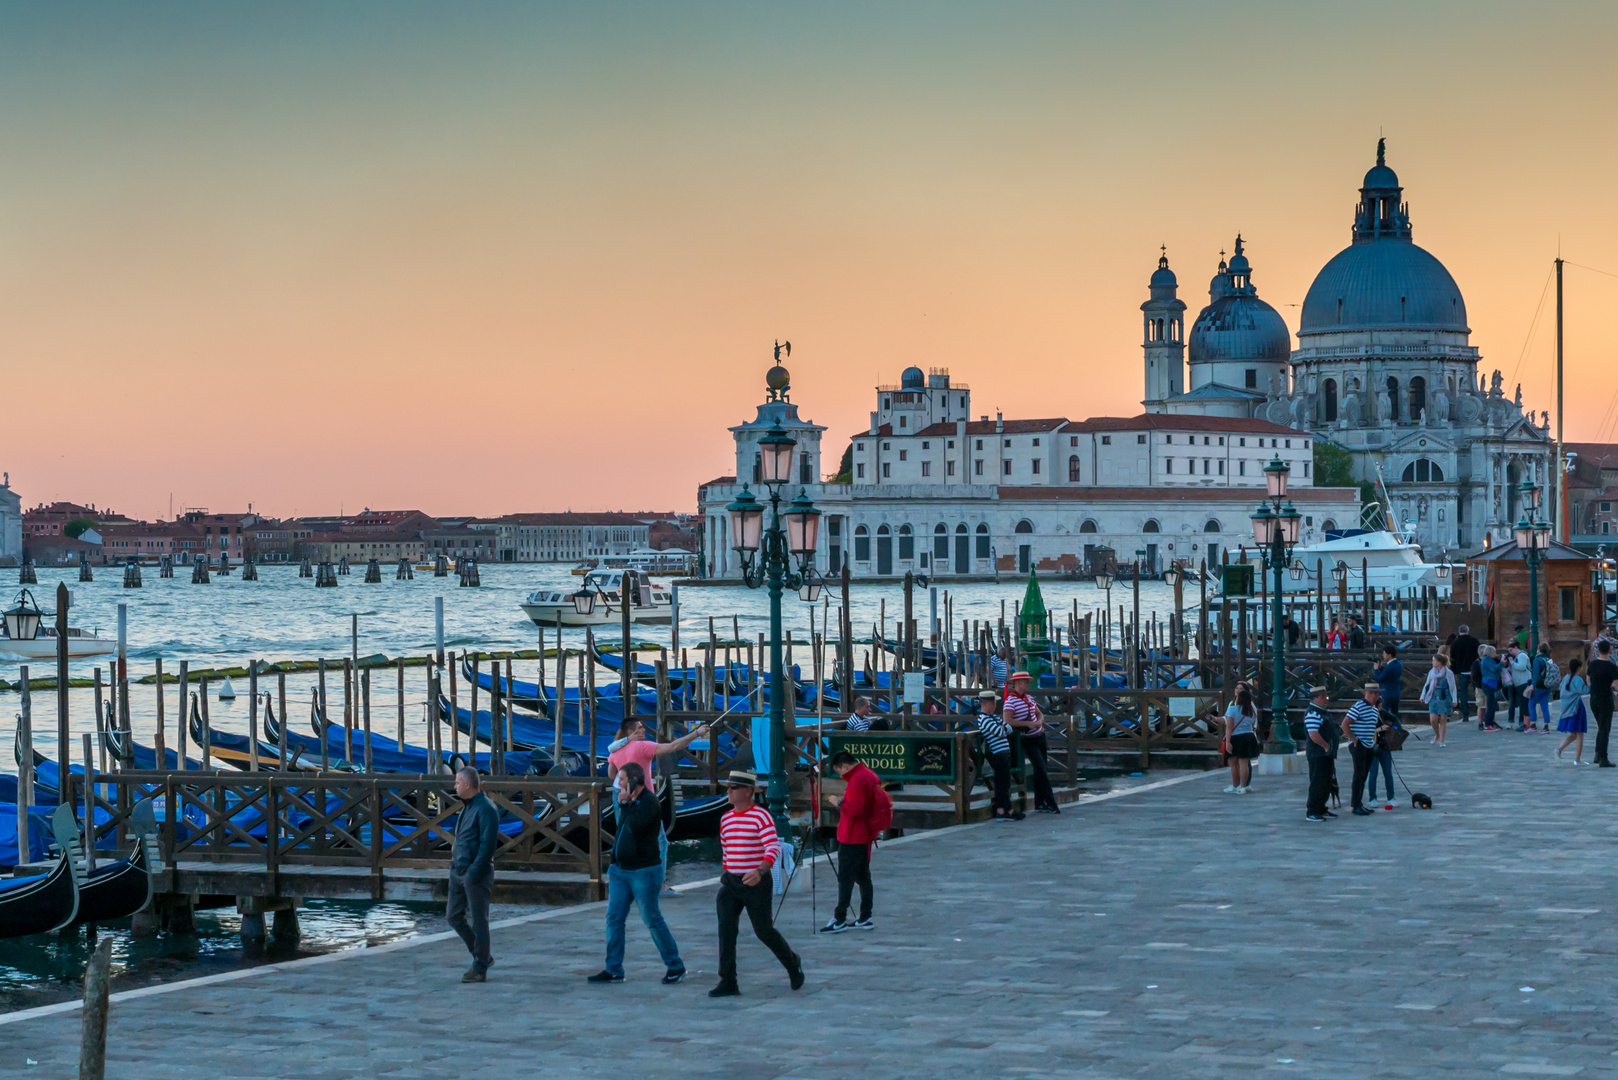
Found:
[448,766,500,983]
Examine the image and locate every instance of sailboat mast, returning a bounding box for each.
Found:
[1555,255,1565,541]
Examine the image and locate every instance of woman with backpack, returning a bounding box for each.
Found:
[1528,644,1557,733]
[1420,653,1457,747]
[1556,658,1590,763]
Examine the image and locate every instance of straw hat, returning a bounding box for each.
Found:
[725,769,760,788]
[1009,670,1033,682]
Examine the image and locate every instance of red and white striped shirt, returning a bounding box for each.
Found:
[1004,690,1042,736]
[719,805,781,875]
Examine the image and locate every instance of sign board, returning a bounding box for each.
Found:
[1169,696,1200,718]
[901,671,926,705]
[825,732,956,782]
[1221,563,1255,598]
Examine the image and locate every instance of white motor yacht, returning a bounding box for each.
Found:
[521,569,674,627]
[1236,530,1454,597]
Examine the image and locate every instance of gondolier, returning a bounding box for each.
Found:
[1303,686,1338,822]
[1003,671,1058,813]
[710,769,804,998]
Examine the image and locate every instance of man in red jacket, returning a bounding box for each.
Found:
[820,751,886,933]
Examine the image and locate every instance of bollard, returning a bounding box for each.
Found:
[299,557,313,578]
[338,557,350,576]
[79,936,112,1080]
[241,558,258,581]
[79,553,93,582]
[316,561,338,588]
[122,559,141,588]
[19,558,37,584]
[364,558,382,583]
[191,556,211,584]
[217,553,231,576]
[433,554,448,577]
[396,557,412,580]
[159,555,173,579]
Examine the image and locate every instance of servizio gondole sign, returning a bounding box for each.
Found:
[824,732,956,782]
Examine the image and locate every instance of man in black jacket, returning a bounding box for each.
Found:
[448,766,500,983]
[588,762,685,984]
[1450,624,1480,723]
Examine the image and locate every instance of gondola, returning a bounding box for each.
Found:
[186,695,287,771]
[0,804,83,938]
[305,696,545,775]
[70,799,158,927]
[102,723,204,771]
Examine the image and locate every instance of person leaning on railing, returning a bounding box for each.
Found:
[972,689,1021,822]
[1004,671,1058,814]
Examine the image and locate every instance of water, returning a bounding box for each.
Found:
[0,563,1171,1006]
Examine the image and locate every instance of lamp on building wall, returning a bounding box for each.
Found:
[1249,460,1303,755]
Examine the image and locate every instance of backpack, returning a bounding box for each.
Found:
[1538,656,1560,691]
[869,783,895,835]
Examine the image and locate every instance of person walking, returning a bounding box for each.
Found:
[1420,653,1457,747]
[447,766,499,983]
[1477,646,1503,729]
[820,751,888,933]
[588,762,685,985]
[1450,624,1480,724]
[1222,682,1260,794]
[1528,644,1558,733]
[1342,683,1389,816]
[1556,658,1590,763]
[1004,671,1058,813]
[973,689,1020,821]
[1505,643,1533,731]
[1589,640,1618,767]
[1304,685,1338,822]
[710,770,803,998]
[1372,644,1404,726]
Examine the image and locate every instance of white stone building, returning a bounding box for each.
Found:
[0,474,19,565]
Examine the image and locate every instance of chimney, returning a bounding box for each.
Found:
[995,411,1004,433]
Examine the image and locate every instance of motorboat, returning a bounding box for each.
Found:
[0,589,116,658]
[1236,530,1454,596]
[521,569,673,627]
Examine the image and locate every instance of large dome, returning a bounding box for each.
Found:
[1299,241,1468,335]
[1189,294,1291,363]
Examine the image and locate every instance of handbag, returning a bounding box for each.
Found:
[1378,726,1410,752]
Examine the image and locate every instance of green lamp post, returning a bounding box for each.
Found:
[1250,457,1303,755]
[1513,478,1553,652]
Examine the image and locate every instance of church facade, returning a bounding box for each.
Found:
[1144,142,1552,556]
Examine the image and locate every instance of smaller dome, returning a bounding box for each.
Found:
[1362,163,1400,190]
[900,366,925,389]
[1150,254,1177,289]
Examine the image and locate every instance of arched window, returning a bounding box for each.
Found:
[1409,376,1426,419]
[1068,455,1081,482]
[1322,518,1337,532]
[933,523,949,560]
[1204,519,1221,533]
[854,525,870,562]
[1323,378,1338,422]
[897,523,914,560]
[975,522,991,559]
[1143,519,1161,533]
[1400,459,1445,483]
[1015,520,1033,534]
[1386,376,1400,421]
[1079,519,1098,533]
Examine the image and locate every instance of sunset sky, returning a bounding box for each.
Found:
[2,2,1616,520]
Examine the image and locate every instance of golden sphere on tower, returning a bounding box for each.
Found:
[765,365,790,391]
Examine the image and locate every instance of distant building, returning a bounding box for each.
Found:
[472,513,651,563]
[1564,443,1618,552]
[0,475,19,565]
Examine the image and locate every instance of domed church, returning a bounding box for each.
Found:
[1144,141,1551,555]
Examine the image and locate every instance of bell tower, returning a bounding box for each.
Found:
[1141,249,1187,412]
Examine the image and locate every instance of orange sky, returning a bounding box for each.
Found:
[1,3,1615,519]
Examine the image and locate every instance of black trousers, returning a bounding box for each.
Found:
[716,872,799,984]
[447,868,492,972]
[1595,699,1615,762]
[834,841,873,922]
[1348,743,1376,810]
[1306,755,1334,817]
[984,749,1012,816]
[1021,731,1057,810]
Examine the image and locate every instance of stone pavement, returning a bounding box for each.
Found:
[5,719,1618,1078]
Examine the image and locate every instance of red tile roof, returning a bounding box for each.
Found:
[1062,414,1308,435]
[911,418,1070,437]
[994,485,1358,502]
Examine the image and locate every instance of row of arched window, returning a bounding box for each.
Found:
[1320,373,1462,423]
[849,517,1223,558]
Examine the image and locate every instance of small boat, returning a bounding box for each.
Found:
[0,804,83,939]
[521,570,673,628]
[0,588,115,659]
[70,799,158,927]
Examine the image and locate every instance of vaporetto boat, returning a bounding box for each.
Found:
[520,569,674,627]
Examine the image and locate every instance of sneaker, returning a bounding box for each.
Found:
[1305,814,1326,822]
[462,967,486,983]
[662,968,685,985]
[1323,810,1339,818]
[1352,806,1375,816]
[586,970,624,984]
[853,917,875,931]
[1223,785,1239,794]
[708,981,740,998]
[819,918,851,934]
[1009,810,1026,821]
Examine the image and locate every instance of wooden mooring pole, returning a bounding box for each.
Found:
[79,936,112,1080]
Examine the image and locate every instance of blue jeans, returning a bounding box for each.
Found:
[1481,686,1499,725]
[604,863,682,977]
[1529,688,1552,727]
[1366,748,1395,802]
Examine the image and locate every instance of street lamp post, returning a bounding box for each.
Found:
[1251,458,1303,755]
[727,381,821,836]
[1513,479,1553,652]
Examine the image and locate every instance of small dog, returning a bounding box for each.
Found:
[1411,792,1433,809]
[1329,774,1342,809]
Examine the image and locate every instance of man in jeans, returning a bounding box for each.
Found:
[588,761,684,984]
[710,770,803,998]
[1450,624,1479,723]
[447,766,499,983]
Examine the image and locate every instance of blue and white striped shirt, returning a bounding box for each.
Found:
[990,656,1009,688]
[1345,700,1382,748]
[975,712,1011,755]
